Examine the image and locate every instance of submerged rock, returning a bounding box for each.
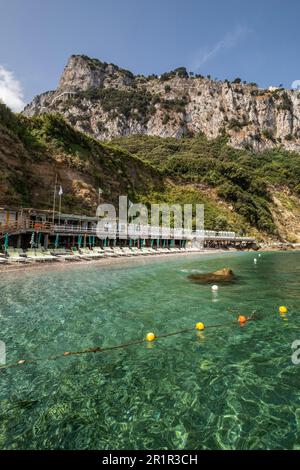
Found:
[188,268,235,284]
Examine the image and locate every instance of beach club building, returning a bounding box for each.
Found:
[0,206,256,252]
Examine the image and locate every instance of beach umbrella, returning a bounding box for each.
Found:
[88,235,92,247]
[37,232,42,247]
[142,239,145,247]
[55,234,59,249]
[171,239,175,247]
[151,239,154,248]
[4,233,9,251]
[78,235,82,248]
[157,239,160,248]
[163,239,166,248]
[129,239,132,248]
[30,232,35,248]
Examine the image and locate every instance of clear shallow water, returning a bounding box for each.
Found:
[0,251,300,450]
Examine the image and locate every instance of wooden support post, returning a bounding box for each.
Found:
[17,234,21,249]
[44,234,49,250]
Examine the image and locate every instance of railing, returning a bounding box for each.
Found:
[0,220,54,237]
[0,220,255,243]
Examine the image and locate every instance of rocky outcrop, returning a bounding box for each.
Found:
[23,55,300,152]
[188,268,235,283]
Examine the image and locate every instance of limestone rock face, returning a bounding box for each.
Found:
[23,55,300,151]
[188,268,235,283]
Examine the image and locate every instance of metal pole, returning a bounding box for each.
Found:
[52,174,57,223]
[58,193,62,225]
[98,188,103,207]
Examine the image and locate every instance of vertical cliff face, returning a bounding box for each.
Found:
[23,54,300,152]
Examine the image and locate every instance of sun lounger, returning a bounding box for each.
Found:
[6,248,29,263]
[70,247,93,260]
[50,248,81,261]
[112,247,127,256]
[26,249,51,262]
[91,248,105,257]
[103,247,118,257]
[79,247,102,259]
[124,247,140,256]
[140,247,153,255]
[41,250,59,261]
[157,247,170,254]
[88,247,105,258]
[169,247,181,253]
[146,247,157,254]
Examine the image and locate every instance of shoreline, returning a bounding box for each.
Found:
[0,248,240,275]
[0,247,297,275]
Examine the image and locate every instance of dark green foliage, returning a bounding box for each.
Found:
[112,133,300,233]
[78,87,154,123]
[162,114,170,125]
[160,67,189,81]
[277,92,293,112]
[228,118,245,131]
[0,103,45,153]
[161,96,188,114]
[262,129,275,142]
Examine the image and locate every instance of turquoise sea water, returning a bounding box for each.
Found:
[0,251,300,450]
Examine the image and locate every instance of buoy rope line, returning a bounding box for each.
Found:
[0,312,258,371]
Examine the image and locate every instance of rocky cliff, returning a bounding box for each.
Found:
[23,54,300,152]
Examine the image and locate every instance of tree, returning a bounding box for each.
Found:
[215,215,228,231]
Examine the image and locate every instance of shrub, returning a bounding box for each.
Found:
[162,114,170,125]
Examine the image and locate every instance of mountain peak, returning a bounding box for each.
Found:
[58,54,134,91]
[23,54,300,153]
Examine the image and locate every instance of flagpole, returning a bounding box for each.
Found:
[52,174,57,224]
[98,188,102,207]
[58,185,63,226]
[58,192,62,226]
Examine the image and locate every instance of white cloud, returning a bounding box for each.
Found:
[191,26,251,71]
[0,65,25,112]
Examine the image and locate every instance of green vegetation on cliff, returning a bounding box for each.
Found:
[111,134,300,234]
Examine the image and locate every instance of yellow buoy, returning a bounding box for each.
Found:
[195,322,205,331]
[146,332,156,342]
[279,306,288,315]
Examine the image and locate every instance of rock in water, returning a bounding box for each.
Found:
[188,268,235,284]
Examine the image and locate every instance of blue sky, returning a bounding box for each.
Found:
[1,0,300,110]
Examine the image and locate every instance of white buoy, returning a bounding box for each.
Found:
[258,254,261,258]
[254,258,257,264]
[212,285,219,292]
